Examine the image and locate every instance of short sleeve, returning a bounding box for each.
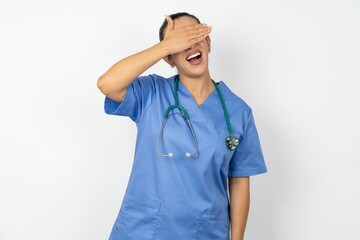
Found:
[104,75,156,122]
[228,110,267,177]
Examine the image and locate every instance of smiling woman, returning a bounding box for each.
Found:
[97,12,267,240]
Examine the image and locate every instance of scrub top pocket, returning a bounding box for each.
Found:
[109,193,162,240]
[194,211,230,240]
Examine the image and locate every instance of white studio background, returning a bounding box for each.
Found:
[0,0,359,239]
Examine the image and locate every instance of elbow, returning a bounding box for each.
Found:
[97,75,126,102]
[97,75,109,95]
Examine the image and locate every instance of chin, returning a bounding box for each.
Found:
[185,65,208,76]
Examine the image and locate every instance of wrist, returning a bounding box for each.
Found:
[153,41,172,57]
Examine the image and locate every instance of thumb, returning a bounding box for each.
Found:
[165,15,174,30]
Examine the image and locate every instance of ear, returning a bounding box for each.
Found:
[163,55,175,67]
[206,36,211,53]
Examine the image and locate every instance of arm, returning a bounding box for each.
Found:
[97,16,212,102]
[229,177,250,240]
[97,42,168,102]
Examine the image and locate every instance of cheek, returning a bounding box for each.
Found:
[203,43,210,52]
[172,53,182,62]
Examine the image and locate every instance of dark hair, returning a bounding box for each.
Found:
[159,12,201,41]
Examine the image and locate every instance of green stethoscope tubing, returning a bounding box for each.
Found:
[158,75,239,158]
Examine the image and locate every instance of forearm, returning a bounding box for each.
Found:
[97,42,170,102]
[229,177,250,240]
[97,17,211,102]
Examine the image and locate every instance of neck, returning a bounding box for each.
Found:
[178,73,214,97]
[178,73,215,106]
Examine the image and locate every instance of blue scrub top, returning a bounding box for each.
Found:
[104,74,267,240]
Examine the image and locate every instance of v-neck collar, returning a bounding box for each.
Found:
[173,76,226,117]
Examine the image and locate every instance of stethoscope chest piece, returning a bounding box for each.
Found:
[226,135,239,150]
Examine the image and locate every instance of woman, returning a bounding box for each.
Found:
[98,12,267,240]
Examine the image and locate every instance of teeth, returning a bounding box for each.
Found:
[186,52,201,61]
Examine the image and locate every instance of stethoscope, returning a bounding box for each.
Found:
[158,75,239,158]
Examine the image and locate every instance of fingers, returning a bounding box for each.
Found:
[187,24,212,43]
[164,14,211,38]
[161,16,212,54]
[188,23,211,35]
[177,24,211,51]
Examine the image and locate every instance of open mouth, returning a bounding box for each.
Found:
[186,51,202,62]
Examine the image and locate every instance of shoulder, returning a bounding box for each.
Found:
[137,73,174,82]
[218,81,252,115]
[137,74,175,87]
